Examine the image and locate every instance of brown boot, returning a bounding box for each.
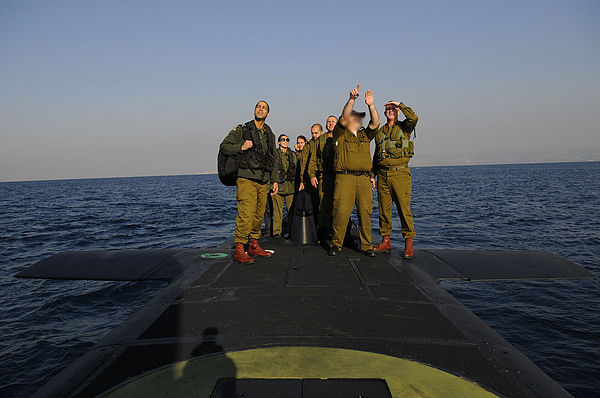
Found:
[248,239,272,257]
[374,236,391,252]
[234,243,254,264]
[403,237,414,259]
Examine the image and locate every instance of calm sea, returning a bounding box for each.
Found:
[1,162,598,397]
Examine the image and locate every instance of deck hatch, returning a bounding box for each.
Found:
[211,378,392,398]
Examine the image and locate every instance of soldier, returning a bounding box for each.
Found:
[328,85,379,257]
[308,116,338,241]
[299,124,323,221]
[272,134,297,238]
[294,135,309,189]
[372,100,418,259]
[220,100,281,264]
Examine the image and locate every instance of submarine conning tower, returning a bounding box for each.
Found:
[15,238,596,397]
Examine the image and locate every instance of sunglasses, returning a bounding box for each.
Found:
[279,138,290,142]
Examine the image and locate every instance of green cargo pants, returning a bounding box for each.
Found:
[317,172,335,231]
[272,193,294,235]
[309,184,320,224]
[234,177,269,244]
[377,168,415,238]
[331,173,373,251]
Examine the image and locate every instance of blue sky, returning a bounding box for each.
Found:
[1,0,599,181]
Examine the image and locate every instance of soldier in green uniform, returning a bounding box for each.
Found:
[220,100,281,264]
[308,116,338,241]
[272,134,297,238]
[328,85,380,257]
[294,135,308,189]
[299,124,324,222]
[372,100,418,259]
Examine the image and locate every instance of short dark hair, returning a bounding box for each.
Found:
[297,135,307,143]
[311,123,323,132]
[327,115,338,121]
[278,134,288,141]
[255,100,270,112]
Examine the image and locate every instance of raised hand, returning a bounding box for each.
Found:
[241,140,253,151]
[384,101,400,109]
[365,89,374,106]
[349,84,360,100]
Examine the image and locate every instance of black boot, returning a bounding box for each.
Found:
[328,246,341,256]
[363,249,376,257]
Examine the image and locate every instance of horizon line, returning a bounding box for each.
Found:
[1,160,598,184]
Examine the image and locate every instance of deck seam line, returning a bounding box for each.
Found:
[209,258,234,287]
[347,257,375,298]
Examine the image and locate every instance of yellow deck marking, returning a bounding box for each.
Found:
[106,346,498,397]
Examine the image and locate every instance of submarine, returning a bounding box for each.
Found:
[15,228,596,397]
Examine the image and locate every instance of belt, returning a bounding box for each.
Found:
[336,170,370,177]
[316,170,335,177]
[379,166,408,171]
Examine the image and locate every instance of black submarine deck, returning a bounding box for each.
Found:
[16,238,596,397]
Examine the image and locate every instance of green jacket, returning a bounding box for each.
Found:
[308,132,336,178]
[333,123,378,172]
[274,148,297,195]
[373,103,418,170]
[299,139,317,182]
[295,149,308,184]
[220,121,281,184]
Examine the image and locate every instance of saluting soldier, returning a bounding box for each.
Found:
[271,134,297,238]
[220,100,281,264]
[308,116,338,241]
[372,100,418,259]
[328,85,380,257]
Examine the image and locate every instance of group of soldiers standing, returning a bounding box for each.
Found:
[220,85,418,264]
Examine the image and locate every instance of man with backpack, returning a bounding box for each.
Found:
[372,100,418,259]
[219,100,281,264]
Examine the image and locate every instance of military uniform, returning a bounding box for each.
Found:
[308,132,336,232]
[373,103,418,239]
[272,148,297,236]
[220,121,281,244]
[331,122,378,251]
[299,138,320,222]
[295,148,308,189]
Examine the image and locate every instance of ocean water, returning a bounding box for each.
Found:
[0,162,598,397]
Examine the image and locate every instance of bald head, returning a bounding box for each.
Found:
[311,123,323,141]
[326,115,338,132]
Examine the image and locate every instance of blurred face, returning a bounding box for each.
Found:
[385,106,398,122]
[279,135,290,149]
[326,116,338,132]
[254,101,269,120]
[348,115,363,132]
[311,126,322,140]
[296,137,306,151]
